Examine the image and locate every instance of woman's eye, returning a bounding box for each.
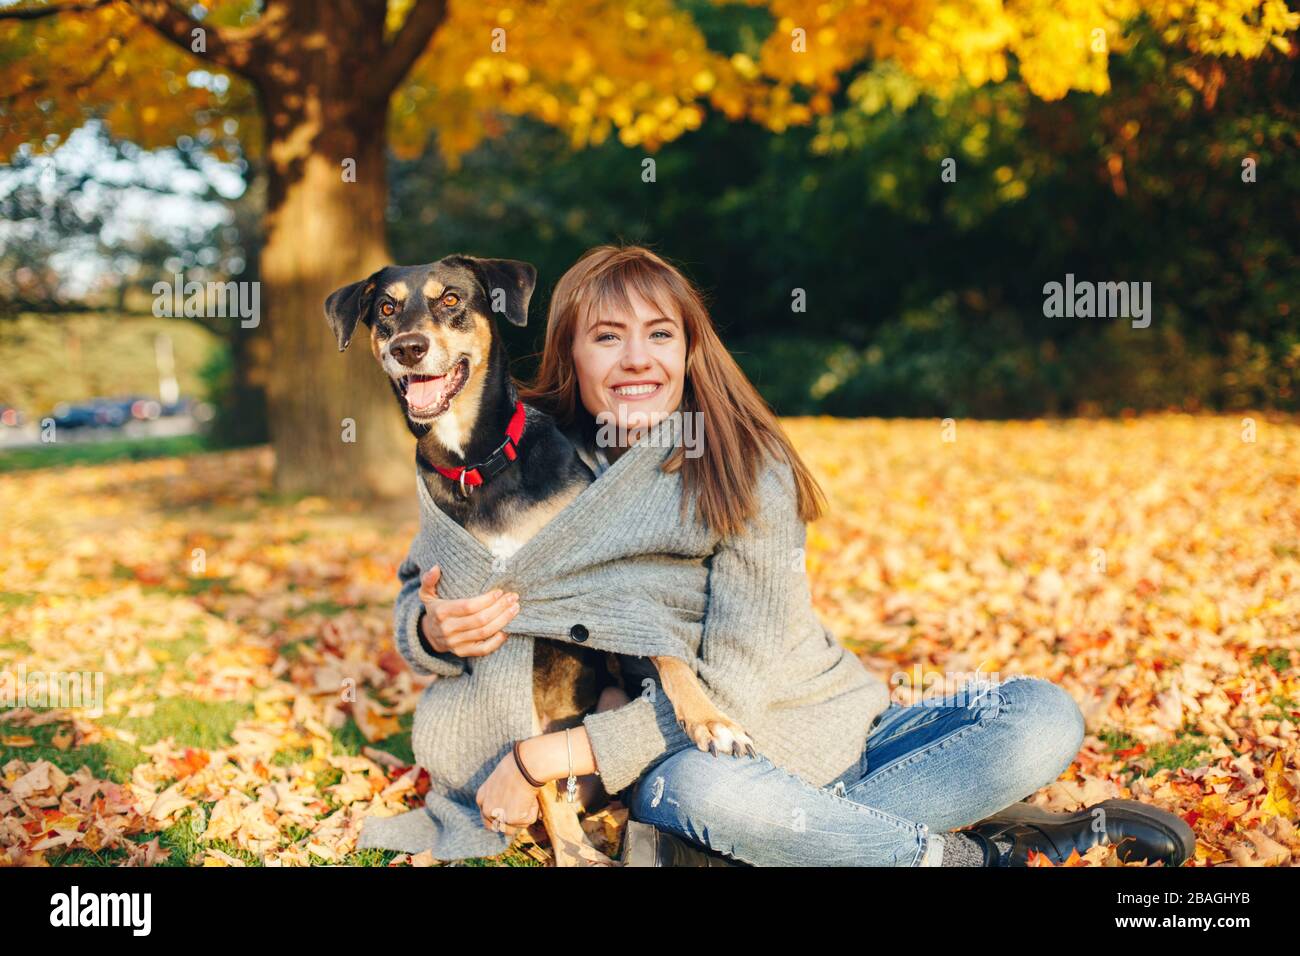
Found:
[380,302,395,316]
[441,293,460,307]
[651,330,672,339]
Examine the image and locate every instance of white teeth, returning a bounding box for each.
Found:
[614,384,659,396]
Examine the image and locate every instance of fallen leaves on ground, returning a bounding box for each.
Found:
[1,414,1297,866]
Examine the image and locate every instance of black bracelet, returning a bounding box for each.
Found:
[512,740,546,788]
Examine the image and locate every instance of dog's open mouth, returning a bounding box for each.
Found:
[399,356,470,420]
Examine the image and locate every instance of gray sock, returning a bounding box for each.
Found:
[940,832,1014,866]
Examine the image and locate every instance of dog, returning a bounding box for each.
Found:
[324,255,754,865]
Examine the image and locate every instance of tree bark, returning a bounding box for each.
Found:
[119,0,448,498]
[256,51,411,498]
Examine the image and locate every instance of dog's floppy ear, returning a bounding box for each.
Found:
[324,272,381,351]
[460,257,537,328]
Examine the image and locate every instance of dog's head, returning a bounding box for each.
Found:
[324,256,536,426]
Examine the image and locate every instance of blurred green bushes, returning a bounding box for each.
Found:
[387,23,1297,417]
[731,296,1296,418]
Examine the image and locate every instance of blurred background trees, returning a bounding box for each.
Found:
[1,0,1296,491]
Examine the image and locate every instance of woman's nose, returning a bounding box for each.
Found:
[620,338,651,368]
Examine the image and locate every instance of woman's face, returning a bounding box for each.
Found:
[571,286,687,440]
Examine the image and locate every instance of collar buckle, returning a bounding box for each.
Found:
[434,400,526,495]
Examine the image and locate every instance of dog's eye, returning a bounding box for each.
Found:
[441,293,460,308]
[380,302,395,316]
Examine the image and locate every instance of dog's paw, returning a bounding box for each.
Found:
[678,713,757,759]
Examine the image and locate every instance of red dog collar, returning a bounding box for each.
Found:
[433,400,526,496]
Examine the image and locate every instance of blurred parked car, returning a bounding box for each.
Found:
[45,395,212,432]
[131,398,163,420]
[93,399,131,428]
[51,402,100,429]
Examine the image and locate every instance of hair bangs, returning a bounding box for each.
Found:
[578,254,689,338]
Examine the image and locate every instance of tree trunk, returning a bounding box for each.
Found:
[256,77,411,499]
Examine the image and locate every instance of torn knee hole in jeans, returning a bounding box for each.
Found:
[645,775,679,810]
[968,673,1035,716]
[1000,673,1034,683]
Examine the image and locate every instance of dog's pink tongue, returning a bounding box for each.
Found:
[407,376,446,409]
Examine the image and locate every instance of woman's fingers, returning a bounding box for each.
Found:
[417,565,442,602]
[433,590,515,627]
[426,585,498,621]
[459,626,510,658]
[480,809,520,837]
[457,599,519,644]
[440,592,518,639]
[443,587,511,619]
[415,565,520,658]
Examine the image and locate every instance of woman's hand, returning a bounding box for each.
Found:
[418,564,519,658]
[475,749,541,836]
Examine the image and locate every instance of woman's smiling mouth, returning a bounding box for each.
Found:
[611,381,663,400]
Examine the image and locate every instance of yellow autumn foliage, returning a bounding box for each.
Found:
[1,0,1295,162]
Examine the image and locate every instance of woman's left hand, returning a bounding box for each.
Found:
[475,749,541,836]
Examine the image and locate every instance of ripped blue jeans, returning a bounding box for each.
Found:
[627,676,1086,866]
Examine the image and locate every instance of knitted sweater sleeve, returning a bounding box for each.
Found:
[581,458,800,793]
[393,547,469,679]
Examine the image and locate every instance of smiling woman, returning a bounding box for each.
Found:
[504,245,1193,868]
[520,245,828,539]
[569,283,688,447]
[356,245,1193,869]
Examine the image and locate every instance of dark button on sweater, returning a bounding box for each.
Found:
[569,623,589,643]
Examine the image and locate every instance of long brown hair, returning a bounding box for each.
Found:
[518,244,826,538]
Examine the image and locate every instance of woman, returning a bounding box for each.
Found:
[419,244,1195,867]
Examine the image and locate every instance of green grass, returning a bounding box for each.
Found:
[330,713,415,764]
[1250,649,1293,673]
[4,595,532,867]
[0,591,39,610]
[276,637,314,662]
[12,707,541,867]
[1263,694,1299,725]
[144,626,210,670]
[286,600,353,618]
[99,696,255,751]
[0,434,209,473]
[1141,733,1212,776]
[0,715,149,784]
[1100,727,1212,777]
[135,577,245,599]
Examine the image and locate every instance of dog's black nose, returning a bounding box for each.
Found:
[390,333,429,367]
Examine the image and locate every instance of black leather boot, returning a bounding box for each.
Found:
[963,798,1196,866]
[619,820,745,867]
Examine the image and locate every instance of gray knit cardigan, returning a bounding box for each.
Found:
[356,414,891,859]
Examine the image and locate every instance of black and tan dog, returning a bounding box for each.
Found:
[324,255,753,865]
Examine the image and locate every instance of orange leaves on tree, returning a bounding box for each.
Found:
[3,0,1296,164]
